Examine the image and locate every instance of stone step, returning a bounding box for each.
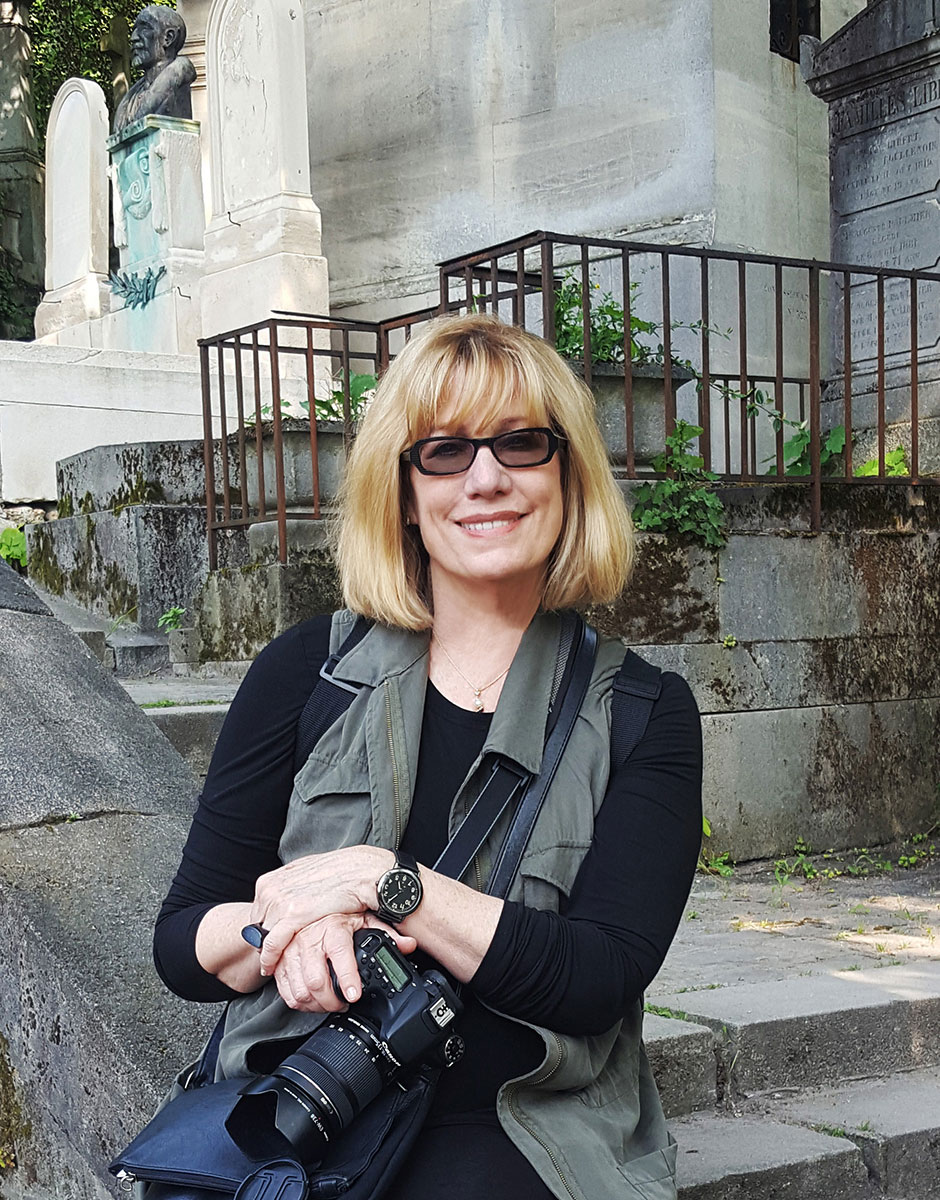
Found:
[652,962,940,1099]
[760,1065,940,1200]
[644,1013,717,1118]
[672,1112,873,1200]
[30,585,171,676]
[120,678,238,776]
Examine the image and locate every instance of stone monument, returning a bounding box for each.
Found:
[33,79,110,339]
[804,0,940,471]
[114,4,196,133]
[200,0,330,335]
[0,1,43,303]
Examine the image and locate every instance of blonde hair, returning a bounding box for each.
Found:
[336,314,634,629]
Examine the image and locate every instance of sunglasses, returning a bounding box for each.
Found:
[404,427,564,476]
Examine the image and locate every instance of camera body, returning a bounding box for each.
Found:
[332,928,462,1069]
[231,929,463,1164]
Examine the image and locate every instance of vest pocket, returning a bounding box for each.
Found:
[293,759,373,849]
[617,1141,678,1199]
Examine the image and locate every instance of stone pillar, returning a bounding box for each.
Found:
[200,0,329,338]
[0,0,43,293]
[105,114,206,353]
[33,79,110,339]
[177,0,212,220]
[804,0,940,472]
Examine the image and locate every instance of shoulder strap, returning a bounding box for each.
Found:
[610,649,662,771]
[293,615,372,773]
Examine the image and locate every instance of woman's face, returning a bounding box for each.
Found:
[407,405,565,604]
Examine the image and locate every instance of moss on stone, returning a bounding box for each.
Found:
[56,494,74,519]
[27,526,65,596]
[0,1031,32,1172]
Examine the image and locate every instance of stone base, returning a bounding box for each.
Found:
[190,512,940,860]
[0,341,213,502]
[201,195,329,336]
[34,274,111,339]
[199,249,331,339]
[26,505,209,633]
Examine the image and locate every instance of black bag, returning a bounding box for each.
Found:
[112,615,660,1200]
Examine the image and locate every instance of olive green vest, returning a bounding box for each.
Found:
[215,611,677,1200]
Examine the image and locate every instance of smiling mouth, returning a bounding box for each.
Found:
[459,517,521,533]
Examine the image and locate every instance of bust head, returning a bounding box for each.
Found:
[129,4,187,71]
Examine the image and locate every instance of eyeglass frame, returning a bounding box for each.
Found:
[402,427,565,476]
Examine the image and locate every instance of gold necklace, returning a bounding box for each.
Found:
[432,636,512,712]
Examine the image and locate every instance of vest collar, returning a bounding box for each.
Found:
[329,610,564,776]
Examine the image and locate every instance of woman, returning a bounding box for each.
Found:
[155,314,702,1200]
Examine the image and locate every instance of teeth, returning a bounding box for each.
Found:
[462,519,514,532]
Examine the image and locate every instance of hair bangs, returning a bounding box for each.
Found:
[408,343,551,441]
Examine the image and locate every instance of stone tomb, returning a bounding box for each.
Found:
[805,0,940,473]
[33,79,111,339]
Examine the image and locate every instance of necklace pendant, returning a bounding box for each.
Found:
[473,692,484,712]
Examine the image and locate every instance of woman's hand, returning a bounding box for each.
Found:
[252,846,394,976]
[272,912,416,1012]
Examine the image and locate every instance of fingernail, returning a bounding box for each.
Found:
[346,987,359,1002]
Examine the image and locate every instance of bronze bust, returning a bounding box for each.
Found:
[113,6,196,134]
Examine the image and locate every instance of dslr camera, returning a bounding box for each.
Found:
[232,928,464,1164]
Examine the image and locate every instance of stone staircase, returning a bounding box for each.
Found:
[648,864,940,1199]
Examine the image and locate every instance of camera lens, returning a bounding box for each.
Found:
[233,1014,395,1165]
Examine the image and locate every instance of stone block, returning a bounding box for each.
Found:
[767,1066,940,1199]
[195,559,342,664]
[643,1013,717,1118]
[656,963,940,1097]
[57,440,208,515]
[672,1113,870,1200]
[0,814,217,1200]
[635,631,940,713]
[146,703,229,777]
[27,505,208,633]
[702,699,940,860]
[0,611,196,828]
[587,535,720,645]
[0,572,206,1199]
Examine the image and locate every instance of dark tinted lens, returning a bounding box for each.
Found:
[418,438,473,474]
[493,429,551,465]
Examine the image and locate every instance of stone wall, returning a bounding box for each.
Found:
[302,0,866,317]
[191,482,939,862]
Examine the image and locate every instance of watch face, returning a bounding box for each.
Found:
[380,868,422,917]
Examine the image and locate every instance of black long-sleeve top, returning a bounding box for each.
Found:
[155,615,702,1114]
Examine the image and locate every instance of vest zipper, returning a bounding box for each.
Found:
[504,1032,578,1200]
[384,686,404,846]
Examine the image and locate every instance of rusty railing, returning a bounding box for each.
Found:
[199,231,940,563]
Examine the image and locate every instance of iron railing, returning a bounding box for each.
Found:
[199,231,940,565]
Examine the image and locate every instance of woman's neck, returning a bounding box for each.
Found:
[426,576,541,712]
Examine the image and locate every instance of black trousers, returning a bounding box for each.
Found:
[384,1119,556,1200]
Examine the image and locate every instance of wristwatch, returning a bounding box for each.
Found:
[375,850,423,923]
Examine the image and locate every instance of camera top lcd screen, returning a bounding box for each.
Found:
[375,944,411,992]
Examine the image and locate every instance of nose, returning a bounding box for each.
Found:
[463,445,509,495]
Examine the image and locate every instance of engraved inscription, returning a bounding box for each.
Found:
[832,120,940,216]
[831,73,940,137]
[836,276,940,365]
[834,201,940,272]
